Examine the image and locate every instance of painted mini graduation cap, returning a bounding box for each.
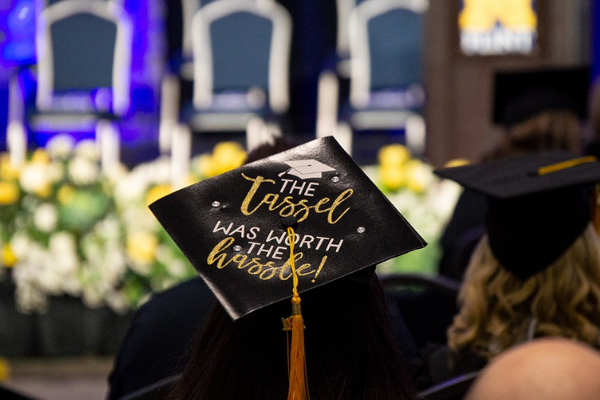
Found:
[435,151,600,280]
[149,136,426,319]
[493,67,589,126]
[280,160,336,179]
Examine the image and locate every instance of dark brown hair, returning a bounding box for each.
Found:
[168,269,418,400]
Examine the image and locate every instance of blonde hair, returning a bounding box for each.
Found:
[448,224,600,360]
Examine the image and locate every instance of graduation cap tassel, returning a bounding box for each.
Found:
[285,226,309,400]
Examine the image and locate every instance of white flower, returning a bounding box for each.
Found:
[39,268,64,294]
[34,203,58,232]
[129,258,152,276]
[147,157,171,183]
[14,282,49,314]
[157,246,190,278]
[105,291,129,315]
[134,157,170,184]
[74,139,99,160]
[46,162,65,183]
[10,233,32,258]
[114,174,148,204]
[49,231,76,253]
[46,135,75,159]
[62,275,82,295]
[405,160,435,192]
[121,208,158,232]
[68,156,99,185]
[19,163,51,194]
[82,286,104,309]
[104,163,128,183]
[166,259,189,278]
[426,180,462,220]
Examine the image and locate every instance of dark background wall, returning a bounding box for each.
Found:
[425,0,592,167]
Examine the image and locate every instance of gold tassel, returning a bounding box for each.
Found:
[284,226,309,400]
[536,155,596,176]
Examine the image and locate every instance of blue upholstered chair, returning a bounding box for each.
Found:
[160,0,292,155]
[7,0,132,170]
[317,0,428,161]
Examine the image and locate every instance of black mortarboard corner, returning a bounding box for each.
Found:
[150,136,426,319]
[435,151,600,280]
[493,67,589,126]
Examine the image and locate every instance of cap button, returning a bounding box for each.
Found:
[277,216,298,230]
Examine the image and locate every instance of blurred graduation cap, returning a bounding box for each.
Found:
[435,151,600,279]
[493,67,590,126]
[150,136,426,320]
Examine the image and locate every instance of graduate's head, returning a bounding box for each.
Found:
[436,152,600,357]
[151,137,426,400]
[493,67,588,129]
[485,67,589,160]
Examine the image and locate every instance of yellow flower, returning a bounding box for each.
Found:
[378,144,411,167]
[212,142,246,172]
[444,158,471,168]
[127,232,158,264]
[2,245,17,268]
[379,165,405,191]
[0,357,10,381]
[146,184,174,206]
[196,154,218,178]
[31,149,50,165]
[57,185,75,204]
[0,181,19,205]
[196,142,247,178]
[19,163,52,198]
[0,153,20,180]
[35,183,52,198]
[405,160,432,193]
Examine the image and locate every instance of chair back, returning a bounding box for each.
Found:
[118,374,181,400]
[192,0,291,113]
[36,0,132,115]
[381,272,460,349]
[181,0,220,61]
[419,371,479,400]
[349,0,427,108]
[335,0,355,55]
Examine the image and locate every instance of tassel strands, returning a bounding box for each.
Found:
[284,226,309,400]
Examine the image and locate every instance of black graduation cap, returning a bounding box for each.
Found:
[493,67,589,126]
[435,151,600,280]
[150,137,426,320]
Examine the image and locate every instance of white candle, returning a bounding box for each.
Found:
[97,120,121,175]
[7,120,27,168]
[159,75,180,155]
[170,124,191,188]
[7,74,27,168]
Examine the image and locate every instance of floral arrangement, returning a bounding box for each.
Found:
[0,137,457,314]
[0,137,247,314]
[365,144,461,275]
[112,141,247,310]
[0,137,126,313]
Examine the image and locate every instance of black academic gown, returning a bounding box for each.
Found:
[107,277,215,400]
